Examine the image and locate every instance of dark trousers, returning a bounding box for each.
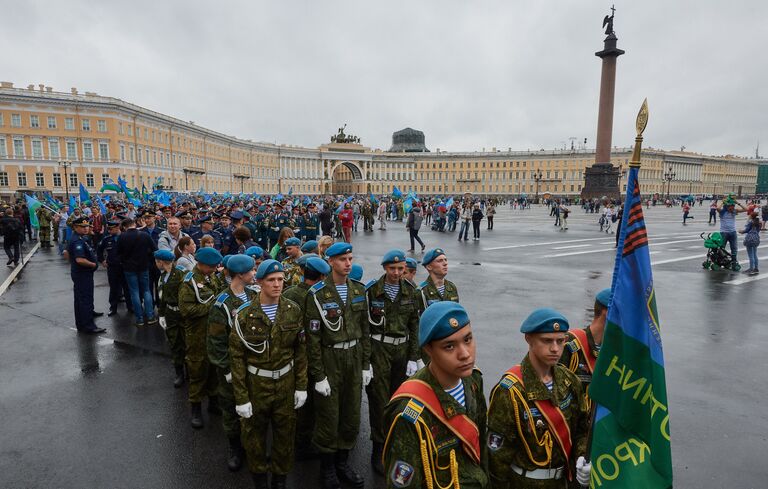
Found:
[709,211,717,224]
[487,216,494,229]
[72,271,96,331]
[148,264,160,302]
[4,238,20,264]
[472,221,481,239]
[409,228,425,250]
[106,264,130,312]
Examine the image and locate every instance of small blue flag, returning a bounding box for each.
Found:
[69,195,77,210]
[392,186,403,198]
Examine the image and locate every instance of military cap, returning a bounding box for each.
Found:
[301,240,318,253]
[71,216,91,226]
[419,301,470,347]
[596,288,613,307]
[227,254,255,274]
[230,210,244,220]
[422,248,446,267]
[381,249,407,266]
[306,256,331,275]
[350,263,364,281]
[195,247,223,266]
[520,308,570,334]
[154,249,175,262]
[242,211,252,219]
[107,220,121,228]
[256,259,284,279]
[326,242,353,257]
[405,257,418,270]
[175,210,192,219]
[296,253,316,267]
[245,245,265,258]
[285,237,301,247]
[197,215,212,224]
[141,210,155,218]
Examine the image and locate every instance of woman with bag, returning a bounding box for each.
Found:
[739,212,761,275]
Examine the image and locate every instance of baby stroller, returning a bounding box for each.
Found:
[701,232,741,271]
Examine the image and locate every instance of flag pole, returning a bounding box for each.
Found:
[584,98,648,473]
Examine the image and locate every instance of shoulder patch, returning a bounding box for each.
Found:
[352,295,366,304]
[235,301,252,315]
[175,265,186,272]
[183,271,194,282]
[417,280,429,290]
[401,399,424,424]
[365,279,377,291]
[215,292,230,306]
[499,375,517,390]
[309,281,325,294]
[566,340,580,353]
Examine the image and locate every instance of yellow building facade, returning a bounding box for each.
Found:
[0,82,758,200]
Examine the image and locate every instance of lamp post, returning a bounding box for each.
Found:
[58,160,71,200]
[534,170,543,203]
[663,166,676,201]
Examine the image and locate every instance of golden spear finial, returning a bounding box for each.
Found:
[630,99,648,168]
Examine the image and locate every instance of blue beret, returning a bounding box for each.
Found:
[350,263,364,281]
[195,247,223,266]
[256,259,284,279]
[381,249,407,266]
[596,288,613,307]
[154,249,175,261]
[301,240,318,253]
[422,248,446,267]
[222,255,232,268]
[258,205,266,212]
[245,246,265,259]
[520,308,570,334]
[306,256,331,275]
[419,301,471,347]
[296,253,316,267]
[230,210,244,220]
[285,237,301,247]
[326,242,353,257]
[227,254,255,274]
[405,257,418,270]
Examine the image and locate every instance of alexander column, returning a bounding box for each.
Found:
[581,6,624,201]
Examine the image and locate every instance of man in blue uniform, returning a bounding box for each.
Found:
[303,203,320,242]
[66,216,106,334]
[97,219,131,317]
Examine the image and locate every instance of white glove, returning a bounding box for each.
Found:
[406,360,419,377]
[294,390,308,409]
[224,372,232,383]
[576,456,592,486]
[315,377,332,397]
[158,316,167,330]
[362,367,373,387]
[416,359,426,370]
[235,402,253,419]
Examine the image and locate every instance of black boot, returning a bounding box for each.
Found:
[208,396,222,415]
[173,365,185,388]
[336,449,364,487]
[321,453,341,489]
[271,474,287,489]
[227,436,244,472]
[251,473,268,489]
[371,442,385,476]
[190,402,204,429]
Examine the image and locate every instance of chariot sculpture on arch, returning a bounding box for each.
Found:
[330,124,360,144]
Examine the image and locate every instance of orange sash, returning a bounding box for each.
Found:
[505,365,573,464]
[391,378,481,464]
[570,329,596,373]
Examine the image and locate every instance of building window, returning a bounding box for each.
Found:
[127,125,133,137]
[31,139,43,159]
[120,144,125,160]
[69,173,78,187]
[35,172,45,187]
[0,172,7,186]
[48,116,57,129]
[102,173,110,184]
[82,119,91,131]
[65,117,74,130]
[11,114,21,127]
[13,138,24,157]
[53,173,62,187]
[99,142,109,160]
[86,173,95,187]
[82,142,93,160]
[0,113,3,126]
[66,141,77,159]
[118,122,123,135]
[145,148,149,163]
[137,147,142,163]
[48,138,60,159]
[129,146,135,162]
[30,115,40,128]
[97,120,106,132]
[0,138,6,157]
[17,171,27,187]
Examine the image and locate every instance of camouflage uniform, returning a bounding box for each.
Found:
[559,327,599,400]
[487,355,589,489]
[382,367,489,489]
[416,276,460,313]
[365,276,420,444]
[157,265,187,369]
[36,207,53,246]
[208,287,257,438]
[179,267,223,404]
[305,279,371,452]
[281,255,303,289]
[229,294,306,476]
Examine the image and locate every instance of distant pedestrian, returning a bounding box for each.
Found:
[458,204,471,241]
[740,212,761,275]
[0,208,22,266]
[486,202,496,229]
[406,205,425,252]
[377,201,387,230]
[339,203,354,243]
[117,218,157,326]
[471,203,483,240]
[709,200,718,225]
[560,204,570,231]
[682,202,693,224]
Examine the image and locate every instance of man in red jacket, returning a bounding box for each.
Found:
[339,202,354,243]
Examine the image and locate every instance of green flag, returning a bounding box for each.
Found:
[25,194,42,229]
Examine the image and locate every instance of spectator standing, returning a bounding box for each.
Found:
[471,203,483,241]
[56,206,70,254]
[717,197,747,265]
[175,236,198,272]
[761,202,768,230]
[709,200,718,225]
[560,204,570,231]
[406,205,425,252]
[486,202,496,230]
[339,203,354,243]
[458,204,472,241]
[0,208,23,266]
[377,201,387,230]
[739,212,761,275]
[117,218,157,326]
[158,217,188,251]
[319,205,333,236]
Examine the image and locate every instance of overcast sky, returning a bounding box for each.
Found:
[4,0,766,157]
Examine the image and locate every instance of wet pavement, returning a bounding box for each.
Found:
[0,204,764,488]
